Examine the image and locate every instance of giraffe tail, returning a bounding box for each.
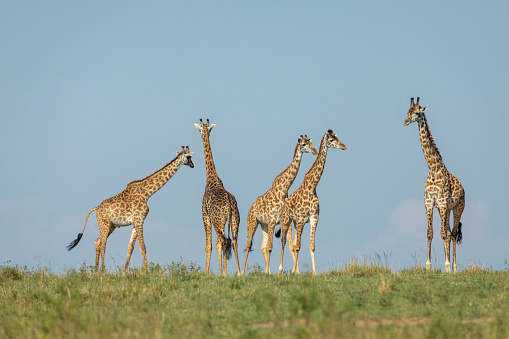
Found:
[225,194,234,260]
[275,226,281,238]
[67,207,97,251]
[456,222,463,244]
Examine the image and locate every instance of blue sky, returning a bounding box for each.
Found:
[1,1,508,273]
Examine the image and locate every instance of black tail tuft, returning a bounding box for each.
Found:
[275,226,281,238]
[456,222,463,244]
[67,233,83,251]
[244,239,255,253]
[225,238,233,260]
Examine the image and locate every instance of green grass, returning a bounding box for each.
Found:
[1,260,508,338]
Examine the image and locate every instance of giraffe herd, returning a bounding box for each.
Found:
[68,98,465,274]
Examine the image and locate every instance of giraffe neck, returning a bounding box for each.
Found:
[201,132,223,188]
[418,115,446,173]
[272,144,303,195]
[302,135,328,192]
[131,155,184,200]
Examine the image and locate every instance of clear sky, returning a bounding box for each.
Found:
[1,1,508,274]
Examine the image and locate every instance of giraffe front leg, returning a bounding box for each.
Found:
[425,203,433,270]
[439,207,452,273]
[202,213,213,274]
[309,214,319,275]
[125,227,137,271]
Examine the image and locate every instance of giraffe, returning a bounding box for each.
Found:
[404,97,465,273]
[278,129,346,274]
[194,119,241,276]
[67,146,195,271]
[240,135,317,275]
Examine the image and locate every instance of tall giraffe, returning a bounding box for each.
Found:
[241,135,317,275]
[404,97,465,273]
[278,129,346,274]
[194,119,241,276]
[67,146,195,270]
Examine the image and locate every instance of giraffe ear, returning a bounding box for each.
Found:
[194,123,202,130]
[208,124,216,132]
[189,152,194,156]
[309,138,312,142]
[176,151,180,156]
[422,107,428,112]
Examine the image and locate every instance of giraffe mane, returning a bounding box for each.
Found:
[303,134,326,177]
[423,115,443,160]
[128,151,184,186]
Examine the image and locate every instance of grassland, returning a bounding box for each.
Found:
[1,260,508,339]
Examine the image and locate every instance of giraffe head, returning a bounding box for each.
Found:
[324,129,347,150]
[404,97,428,126]
[176,146,195,168]
[194,119,215,140]
[298,135,318,155]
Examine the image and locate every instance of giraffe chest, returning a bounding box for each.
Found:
[425,173,462,209]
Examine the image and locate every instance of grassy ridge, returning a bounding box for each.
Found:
[1,261,508,338]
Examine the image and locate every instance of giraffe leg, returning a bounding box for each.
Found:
[452,195,465,273]
[292,221,305,274]
[211,217,228,276]
[309,214,319,275]
[259,222,273,274]
[94,215,108,269]
[125,227,137,271]
[278,213,291,273]
[288,220,298,271]
[216,238,224,276]
[264,222,277,274]
[97,220,114,271]
[133,222,149,269]
[230,207,241,276]
[439,207,452,273]
[241,209,258,275]
[95,236,101,269]
[425,203,434,270]
[202,211,213,274]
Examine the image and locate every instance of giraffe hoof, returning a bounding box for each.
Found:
[425,262,432,270]
[444,263,451,273]
[453,264,458,273]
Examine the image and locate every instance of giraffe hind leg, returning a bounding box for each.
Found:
[125,227,137,271]
[229,215,241,275]
[451,195,465,272]
[96,220,115,271]
[439,207,452,273]
[425,204,433,270]
[278,213,291,274]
